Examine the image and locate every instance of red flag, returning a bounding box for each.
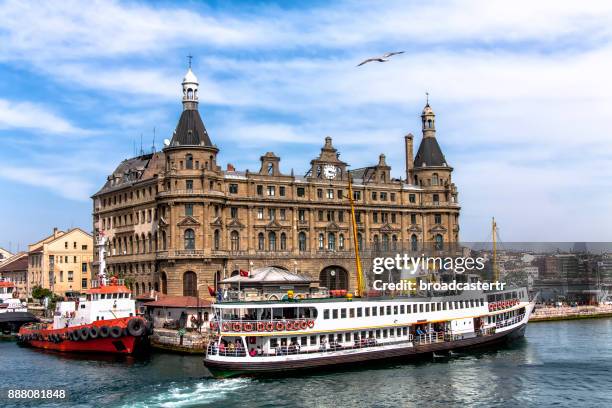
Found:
[239,269,249,277]
[207,285,216,296]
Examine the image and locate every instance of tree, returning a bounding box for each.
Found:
[31,285,52,300]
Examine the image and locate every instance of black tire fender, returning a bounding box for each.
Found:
[110,326,122,339]
[99,326,110,338]
[127,318,146,337]
[79,327,89,341]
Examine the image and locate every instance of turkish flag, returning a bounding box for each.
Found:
[239,269,249,277]
[208,285,216,296]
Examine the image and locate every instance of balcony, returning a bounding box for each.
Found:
[113,224,135,234]
[157,189,204,198]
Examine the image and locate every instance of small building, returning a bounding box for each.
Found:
[144,295,213,331]
[0,248,13,265]
[219,266,325,301]
[0,252,28,299]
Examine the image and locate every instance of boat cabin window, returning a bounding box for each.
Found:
[419,304,423,313]
[407,304,412,314]
[432,303,436,312]
[387,306,392,315]
[357,308,362,317]
[324,309,330,319]
[426,304,430,313]
[400,305,404,314]
[365,307,370,317]
[310,335,317,345]
[372,307,377,316]
[393,306,398,314]
[333,309,338,319]
[341,309,346,318]
[379,306,385,316]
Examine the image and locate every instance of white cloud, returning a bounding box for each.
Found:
[0,99,84,135]
[0,165,93,201]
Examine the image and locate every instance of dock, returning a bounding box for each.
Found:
[529,305,612,322]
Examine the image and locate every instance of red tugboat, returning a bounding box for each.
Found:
[18,234,151,354]
[18,277,151,354]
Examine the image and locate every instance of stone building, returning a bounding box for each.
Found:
[0,252,28,299]
[27,228,94,296]
[92,67,460,300]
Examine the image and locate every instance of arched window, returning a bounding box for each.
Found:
[427,119,433,128]
[357,233,363,251]
[141,233,146,253]
[432,173,439,186]
[392,235,398,251]
[258,233,265,251]
[184,229,195,250]
[213,229,220,250]
[411,234,418,252]
[187,88,193,99]
[318,233,324,250]
[328,233,336,251]
[373,235,380,251]
[280,232,287,250]
[435,234,444,250]
[135,235,140,254]
[230,231,240,251]
[382,234,389,252]
[268,232,277,251]
[298,232,307,251]
[183,271,197,297]
[186,154,193,169]
[339,234,345,250]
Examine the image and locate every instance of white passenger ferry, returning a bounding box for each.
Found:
[204,287,534,377]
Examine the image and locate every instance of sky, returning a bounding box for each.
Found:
[1,0,611,252]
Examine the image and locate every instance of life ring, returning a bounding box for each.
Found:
[286,321,294,331]
[299,320,308,330]
[231,322,241,332]
[244,323,253,332]
[222,322,230,332]
[109,326,122,339]
[127,318,146,337]
[266,322,274,332]
[307,320,315,328]
[276,322,285,331]
[256,322,265,331]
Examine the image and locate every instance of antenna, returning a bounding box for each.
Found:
[152,127,156,153]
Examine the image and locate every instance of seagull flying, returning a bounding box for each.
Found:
[356,51,404,67]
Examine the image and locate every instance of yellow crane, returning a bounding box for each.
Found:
[492,217,499,282]
[348,175,366,297]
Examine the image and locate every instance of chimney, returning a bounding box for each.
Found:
[53,227,59,238]
[227,163,235,172]
[405,134,414,183]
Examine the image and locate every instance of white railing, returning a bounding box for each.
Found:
[414,331,446,344]
[496,313,525,329]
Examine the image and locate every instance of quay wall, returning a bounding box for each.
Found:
[529,305,612,322]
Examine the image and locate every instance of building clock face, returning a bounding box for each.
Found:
[323,164,337,179]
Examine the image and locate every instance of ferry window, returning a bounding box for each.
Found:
[400,305,405,314]
[376,330,381,339]
[301,337,307,346]
[383,329,388,338]
[350,308,355,318]
[341,309,347,318]
[387,306,392,315]
[353,333,359,341]
[372,307,377,316]
[393,306,398,314]
[426,304,430,313]
[402,327,408,336]
[419,304,423,313]
[357,308,362,317]
[361,331,366,339]
[480,299,484,306]
[345,333,351,342]
[333,309,338,319]
[438,302,443,310]
[380,306,385,316]
[310,336,317,345]
[443,302,447,310]
[396,328,401,336]
[390,329,395,337]
[365,307,370,317]
[432,303,436,312]
[407,305,411,313]
[270,338,278,348]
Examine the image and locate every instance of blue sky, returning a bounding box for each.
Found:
[1,0,612,251]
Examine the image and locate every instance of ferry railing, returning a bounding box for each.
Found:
[495,313,525,329]
[414,332,447,345]
[207,335,419,357]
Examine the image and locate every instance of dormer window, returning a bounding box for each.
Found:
[186,154,193,170]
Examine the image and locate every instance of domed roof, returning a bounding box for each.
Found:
[182,67,198,84]
[422,103,434,115]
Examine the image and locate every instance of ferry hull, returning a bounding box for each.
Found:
[204,323,527,378]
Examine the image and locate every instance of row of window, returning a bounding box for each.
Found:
[322,299,485,320]
[101,185,156,208]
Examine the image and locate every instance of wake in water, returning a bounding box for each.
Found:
[121,378,251,408]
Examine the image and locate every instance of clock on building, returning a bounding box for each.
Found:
[323,164,337,179]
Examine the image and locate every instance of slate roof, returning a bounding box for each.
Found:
[170,109,213,147]
[0,253,28,272]
[414,137,448,167]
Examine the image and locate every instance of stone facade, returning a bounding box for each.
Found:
[92,67,460,300]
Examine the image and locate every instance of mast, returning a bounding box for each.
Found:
[348,175,366,297]
[492,217,498,282]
